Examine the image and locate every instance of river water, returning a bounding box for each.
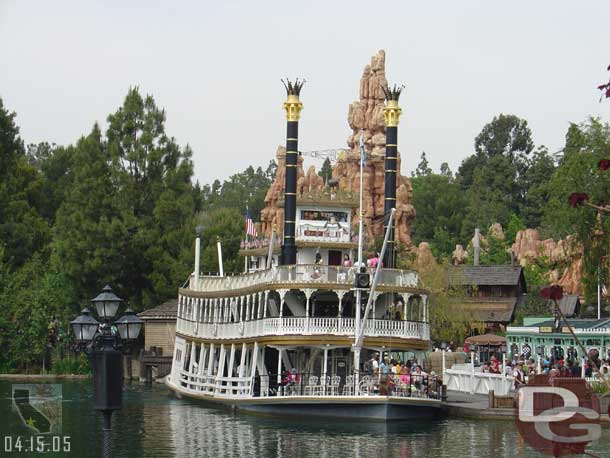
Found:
[1,380,609,458]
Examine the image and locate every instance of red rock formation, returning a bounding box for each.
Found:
[511,228,583,295]
[334,50,415,245]
[260,50,415,246]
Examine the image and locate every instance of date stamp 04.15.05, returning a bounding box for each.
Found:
[4,384,70,454]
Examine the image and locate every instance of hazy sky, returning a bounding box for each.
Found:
[1,1,609,185]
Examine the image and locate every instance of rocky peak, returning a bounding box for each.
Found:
[260,50,415,246]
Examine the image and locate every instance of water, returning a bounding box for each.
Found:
[1,380,609,458]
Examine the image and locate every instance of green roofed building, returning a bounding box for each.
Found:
[506,317,610,361]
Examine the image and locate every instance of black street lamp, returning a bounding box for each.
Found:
[70,285,143,458]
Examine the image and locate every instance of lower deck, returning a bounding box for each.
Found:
[166,376,444,421]
[168,334,441,420]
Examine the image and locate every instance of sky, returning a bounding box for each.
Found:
[1,1,610,185]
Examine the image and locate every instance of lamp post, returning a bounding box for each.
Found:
[70,285,143,458]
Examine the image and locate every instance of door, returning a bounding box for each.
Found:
[328,250,342,266]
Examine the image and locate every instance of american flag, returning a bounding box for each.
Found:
[245,207,257,238]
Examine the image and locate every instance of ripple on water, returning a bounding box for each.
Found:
[1,380,608,458]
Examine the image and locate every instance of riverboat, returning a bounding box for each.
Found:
[166,79,443,420]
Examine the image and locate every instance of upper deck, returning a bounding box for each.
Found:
[185,265,421,296]
[177,265,430,347]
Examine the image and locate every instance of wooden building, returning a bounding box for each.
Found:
[138,298,178,381]
[447,265,527,333]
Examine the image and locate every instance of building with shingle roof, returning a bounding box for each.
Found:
[138,299,177,357]
[447,265,527,333]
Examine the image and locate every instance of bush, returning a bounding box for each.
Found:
[51,354,90,375]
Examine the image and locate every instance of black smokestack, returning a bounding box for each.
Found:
[280,79,304,265]
[382,84,404,269]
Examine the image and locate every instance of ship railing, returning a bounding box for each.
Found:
[251,372,443,400]
[178,370,253,397]
[186,266,419,292]
[176,316,429,341]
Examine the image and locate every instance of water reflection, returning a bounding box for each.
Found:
[1,381,608,458]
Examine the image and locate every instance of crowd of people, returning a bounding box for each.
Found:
[478,352,610,390]
[363,353,439,397]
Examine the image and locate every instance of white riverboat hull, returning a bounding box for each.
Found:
[166,376,444,421]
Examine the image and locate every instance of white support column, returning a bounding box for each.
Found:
[441,348,446,386]
[403,293,411,321]
[258,292,264,319]
[304,289,314,333]
[246,295,252,321]
[423,295,428,322]
[238,343,247,395]
[278,289,287,320]
[322,347,329,395]
[198,343,208,378]
[372,293,377,320]
[337,290,348,333]
[250,342,259,396]
[215,344,226,395]
[277,347,283,389]
[238,296,243,322]
[238,343,247,378]
[227,344,236,394]
[470,350,475,395]
[189,340,197,375]
[250,342,259,378]
[207,343,216,376]
[263,291,268,318]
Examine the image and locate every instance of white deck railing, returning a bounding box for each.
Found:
[188,265,419,292]
[443,368,514,396]
[176,316,429,341]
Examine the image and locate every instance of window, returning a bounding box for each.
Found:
[300,210,348,222]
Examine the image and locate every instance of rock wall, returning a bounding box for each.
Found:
[511,228,583,295]
[260,50,415,246]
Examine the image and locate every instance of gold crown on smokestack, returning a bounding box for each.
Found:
[382,83,404,127]
[282,78,305,121]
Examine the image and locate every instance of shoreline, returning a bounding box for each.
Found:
[0,373,90,380]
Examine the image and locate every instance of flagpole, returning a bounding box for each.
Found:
[354,130,365,394]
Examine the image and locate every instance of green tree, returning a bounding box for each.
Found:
[542,118,610,301]
[480,233,509,265]
[197,208,244,274]
[0,98,49,269]
[53,125,123,304]
[201,164,275,220]
[474,114,534,162]
[520,146,556,228]
[412,152,432,177]
[318,157,332,181]
[411,172,466,259]
[459,114,535,237]
[439,162,452,178]
[505,213,526,246]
